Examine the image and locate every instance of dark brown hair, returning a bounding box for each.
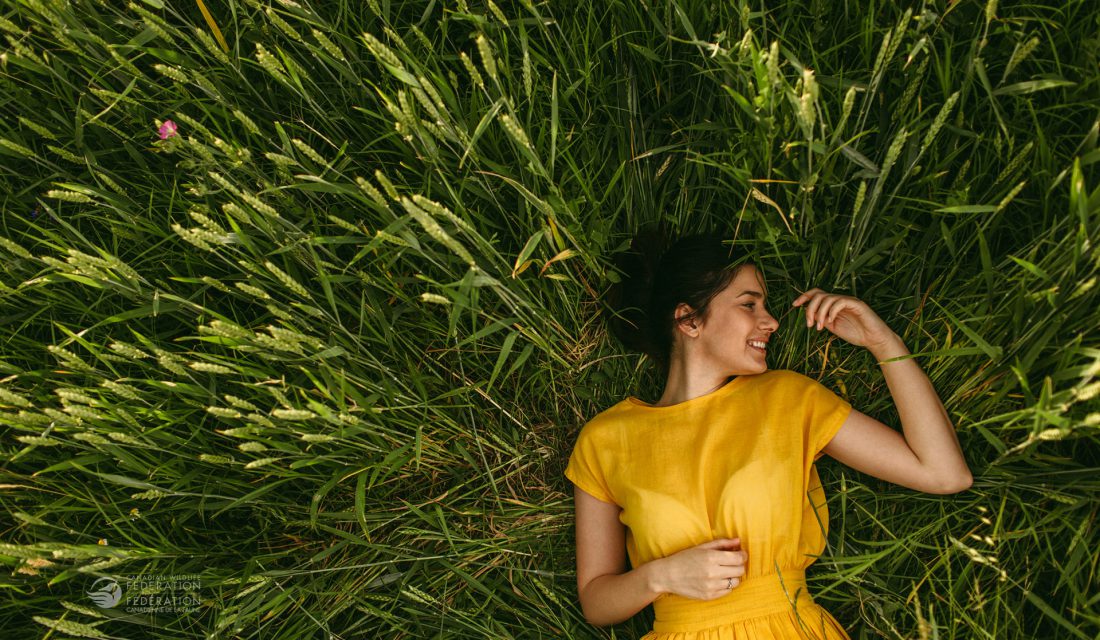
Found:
[605,229,751,373]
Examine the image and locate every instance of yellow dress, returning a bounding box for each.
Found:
[565,369,852,639]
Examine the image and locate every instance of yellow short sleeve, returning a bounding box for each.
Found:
[799,376,853,460]
[565,422,617,505]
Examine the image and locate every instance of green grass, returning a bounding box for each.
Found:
[0,0,1097,638]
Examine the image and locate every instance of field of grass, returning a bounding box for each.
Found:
[1,0,1097,638]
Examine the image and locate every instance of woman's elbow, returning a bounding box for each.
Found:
[578,589,630,627]
[578,584,610,627]
[579,597,623,628]
[928,470,973,494]
[580,604,614,628]
[951,471,974,493]
[582,611,608,628]
[578,599,596,626]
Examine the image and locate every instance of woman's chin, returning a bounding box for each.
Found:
[732,363,768,376]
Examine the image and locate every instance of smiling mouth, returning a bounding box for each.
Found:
[748,340,767,353]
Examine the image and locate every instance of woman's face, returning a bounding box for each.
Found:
[683,264,779,376]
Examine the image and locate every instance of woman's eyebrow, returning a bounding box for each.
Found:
[737,290,766,299]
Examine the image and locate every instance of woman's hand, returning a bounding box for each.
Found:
[649,538,747,601]
[792,288,897,352]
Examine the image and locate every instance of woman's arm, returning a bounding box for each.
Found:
[795,289,973,494]
[573,485,663,625]
[822,333,973,493]
[574,485,749,624]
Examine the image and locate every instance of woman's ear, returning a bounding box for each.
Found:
[673,302,700,337]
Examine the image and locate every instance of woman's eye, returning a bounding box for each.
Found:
[742,303,755,309]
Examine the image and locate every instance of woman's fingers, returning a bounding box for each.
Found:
[721,576,741,589]
[813,297,841,330]
[827,298,859,326]
[793,289,894,348]
[699,537,740,550]
[792,287,825,307]
[795,289,862,329]
[726,563,745,577]
[804,293,832,328]
[702,577,742,600]
[714,548,746,567]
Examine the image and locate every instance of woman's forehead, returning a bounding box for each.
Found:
[729,265,767,295]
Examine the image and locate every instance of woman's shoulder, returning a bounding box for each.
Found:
[574,399,634,440]
[580,404,633,428]
[748,369,848,409]
[747,368,816,387]
[744,369,838,397]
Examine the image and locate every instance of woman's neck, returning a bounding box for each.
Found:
[653,357,733,407]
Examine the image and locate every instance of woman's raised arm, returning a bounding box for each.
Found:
[795,289,973,494]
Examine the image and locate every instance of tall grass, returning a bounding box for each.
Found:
[0,0,1097,638]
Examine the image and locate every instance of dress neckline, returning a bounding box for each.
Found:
[626,374,748,410]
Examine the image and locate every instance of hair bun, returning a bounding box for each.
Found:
[605,229,749,374]
[605,226,669,359]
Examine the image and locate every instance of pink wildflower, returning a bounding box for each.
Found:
[158,120,178,140]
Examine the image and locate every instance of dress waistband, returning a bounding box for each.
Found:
[652,569,814,633]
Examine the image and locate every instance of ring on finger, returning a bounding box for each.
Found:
[726,577,735,590]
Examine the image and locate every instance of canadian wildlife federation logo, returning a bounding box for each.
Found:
[86,577,123,608]
[85,574,201,613]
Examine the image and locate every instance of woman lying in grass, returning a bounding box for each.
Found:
[566,232,972,638]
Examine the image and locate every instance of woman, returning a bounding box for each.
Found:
[565,232,972,638]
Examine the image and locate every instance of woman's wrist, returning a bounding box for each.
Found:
[640,557,668,598]
[868,331,907,362]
